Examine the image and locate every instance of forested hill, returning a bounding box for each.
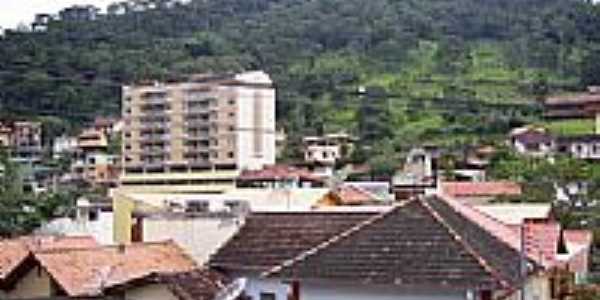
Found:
[1,0,600,149]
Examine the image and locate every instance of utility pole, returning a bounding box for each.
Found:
[520,223,527,300]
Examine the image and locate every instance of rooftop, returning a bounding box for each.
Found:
[441,181,522,198]
[238,165,323,183]
[474,204,552,225]
[34,241,197,296]
[211,198,532,291]
[0,235,98,281]
[209,211,378,273]
[158,269,231,300]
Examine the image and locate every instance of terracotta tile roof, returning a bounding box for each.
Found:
[441,181,522,198]
[331,185,381,205]
[0,235,98,281]
[438,196,546,266]
[34,241,197,296]
[266,198,527,290]
[523,220,561,266]
[162,269,230,300]
[564,230,593,246]
[209,212,378,273]
[442,197,591,270]
[238,165,322,183]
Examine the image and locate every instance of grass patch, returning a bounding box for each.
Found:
[543,119,596,135]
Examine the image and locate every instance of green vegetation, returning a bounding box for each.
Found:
[543,119,597,136]
[0,151,73,237]
[1,0,600,158]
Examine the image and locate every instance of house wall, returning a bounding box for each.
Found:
[113,192,136,244]
[124,283,179,300]
[502,275,551,300]
[244,277,468,300]
[567,142,600,160]
[513,140,553,157]
[39,211,114,245]
[6,266,53,299]
[142,216,241,264]
[235,85,276,171]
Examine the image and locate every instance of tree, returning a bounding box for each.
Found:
[581,45,600,87]
[0,150,73,237]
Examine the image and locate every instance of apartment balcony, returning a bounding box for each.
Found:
[142,97,168,105]
[184,134,210,141]
[141,110,171,117]
[185,147,210,154]
[185,120,210,128]
[138,123,170,130]
[140,145,170,152]
[185,107,210,115]
[138,134,171,142]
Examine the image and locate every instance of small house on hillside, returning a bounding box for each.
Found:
[509,127,554,157]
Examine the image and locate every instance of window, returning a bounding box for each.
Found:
[88,209,99,221]
[228,152,234,159]
[228,99,235,105]
[259,292,276,300]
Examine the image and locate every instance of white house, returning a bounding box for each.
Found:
[509,127,554,157]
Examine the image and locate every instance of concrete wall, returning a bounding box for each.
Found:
[125,283,179,300]
[7,266,53,299]
[503,274,551,300]
[113,192,136,243]
[244,277,469,300]
[235,85,275,171]
[142,216,241,264]
[40,211,114,245]
[568,142,600,160]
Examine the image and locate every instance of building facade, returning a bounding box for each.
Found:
[120,71,275,190]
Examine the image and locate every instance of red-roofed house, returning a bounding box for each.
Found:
[0,238,209,300]
[316,184,388,207]
[237,165,324,188]
[441,181,522,204]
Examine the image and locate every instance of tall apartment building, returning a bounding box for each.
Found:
[119,71,275,191]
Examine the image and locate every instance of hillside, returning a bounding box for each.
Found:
[1,0,600,154]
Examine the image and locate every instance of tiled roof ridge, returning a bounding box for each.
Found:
[420,198,512,289]
[439,195,541,261]
[261,201,413,278]
[342,184,381,201]
[249,211,378,216]
[33,240,179,254]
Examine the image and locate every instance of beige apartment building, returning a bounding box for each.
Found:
[119,71,276,192]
